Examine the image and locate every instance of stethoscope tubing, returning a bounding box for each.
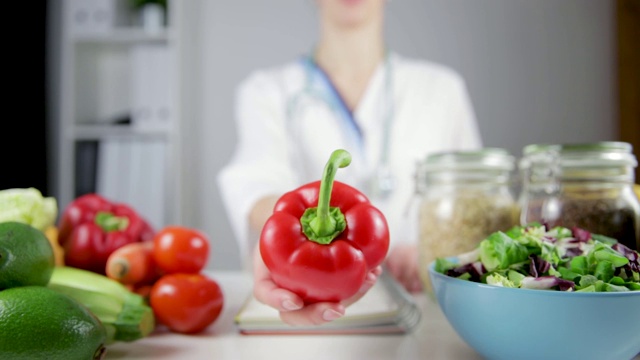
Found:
[284,52,396,199]
[287,55,394,165]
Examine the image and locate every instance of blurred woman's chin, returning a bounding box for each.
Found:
[340,0,365,6]
[334,15,370,29]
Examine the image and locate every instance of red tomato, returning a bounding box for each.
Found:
[149,273,224,334]
[152,226,210,274]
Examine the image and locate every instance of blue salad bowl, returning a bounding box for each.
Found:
[428,261,640,360]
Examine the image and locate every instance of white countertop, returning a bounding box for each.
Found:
[106,271,483,360]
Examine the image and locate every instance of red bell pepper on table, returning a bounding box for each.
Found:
[260,149,390,304]
[57,193,155,275]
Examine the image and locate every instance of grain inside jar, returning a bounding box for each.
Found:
[415,149,520,295]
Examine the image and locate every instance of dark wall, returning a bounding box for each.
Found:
[1,2,49,195]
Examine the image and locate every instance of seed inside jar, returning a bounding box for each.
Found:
[419,191,520,294]
[542,198,639,251]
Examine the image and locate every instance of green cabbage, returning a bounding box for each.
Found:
[0,188,57,231]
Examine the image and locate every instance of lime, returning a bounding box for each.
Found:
[0,221,55,290]
[0,286,107,360]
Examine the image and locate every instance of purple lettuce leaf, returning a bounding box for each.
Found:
[529,254,551,277]
[446,261,487,282]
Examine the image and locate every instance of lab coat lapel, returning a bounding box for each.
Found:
[288,60,361,185]
[353,55,391,182]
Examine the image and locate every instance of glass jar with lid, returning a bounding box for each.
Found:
[518,141,640,251]
[416,148,520,294]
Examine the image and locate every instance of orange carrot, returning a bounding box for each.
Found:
[106,241,159,286]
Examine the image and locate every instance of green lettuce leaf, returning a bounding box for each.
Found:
[479,231,530,271]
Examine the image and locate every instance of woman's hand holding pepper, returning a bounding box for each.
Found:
[252,245,382,326]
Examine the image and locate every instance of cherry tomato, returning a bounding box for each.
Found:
[150,273,224,334]
[152,226,210,274]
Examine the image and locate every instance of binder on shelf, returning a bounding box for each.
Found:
[126,139,144,207]
[74,140,99,197]
[96,138,166,230]
[130,44,173,132]
[127,140,166,230]
[96,138,131,203]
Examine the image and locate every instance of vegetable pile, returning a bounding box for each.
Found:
[105,224,224,335]
[1,187,224,346]
[137,226,223,335]
[434,223,640,292]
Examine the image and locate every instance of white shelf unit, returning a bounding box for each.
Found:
[52,0,183,230]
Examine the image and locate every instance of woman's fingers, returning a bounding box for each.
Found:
[371,265,383,277]
[279,302,346,326]
[251,245,386,326]
[253,262,349,326]
[252,245,304,312]
[253,276,304,312]
[342,265,382,307]
[254,266,379,317]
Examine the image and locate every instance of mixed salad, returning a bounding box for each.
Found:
[434,223,640,292]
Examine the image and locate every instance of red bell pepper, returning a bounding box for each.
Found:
[58,193,155,275]
[260,149,390,304]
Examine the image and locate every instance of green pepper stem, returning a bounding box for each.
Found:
[312,150,351,235]
[95,211,129,232]
[300,150,351,244]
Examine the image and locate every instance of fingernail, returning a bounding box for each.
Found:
[367,272,377,282]
[282,300,301,311]
[322,309,343,321]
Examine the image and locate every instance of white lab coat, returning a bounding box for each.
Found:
[218,52,482,269]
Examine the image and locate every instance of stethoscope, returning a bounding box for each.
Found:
[285,51,396,200]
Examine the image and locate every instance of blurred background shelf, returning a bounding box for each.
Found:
[50,0,184,231]
[71,28,170,44]
[70,124,171,141]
